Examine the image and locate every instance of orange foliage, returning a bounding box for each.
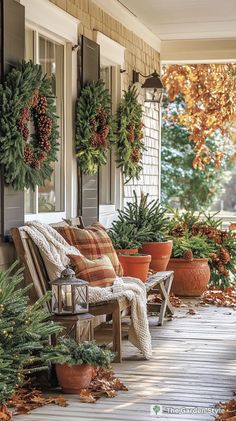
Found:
[162,64,236,169]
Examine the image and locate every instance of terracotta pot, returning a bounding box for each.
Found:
[167,258,211,297]
[115,248,138,255]
[56,364,94,393]
[140,241,173,272]
[118,254,151,282]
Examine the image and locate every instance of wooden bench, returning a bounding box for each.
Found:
[11,227,174,362]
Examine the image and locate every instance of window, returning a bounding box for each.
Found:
[99,65,121,208]
[24,29,65,215]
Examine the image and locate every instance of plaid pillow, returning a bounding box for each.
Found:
[57,223,123,276]
[68,254,116,287]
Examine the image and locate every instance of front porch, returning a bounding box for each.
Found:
[14,302,236,421]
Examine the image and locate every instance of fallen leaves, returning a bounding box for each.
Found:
[201,287,236,307]
[7,388,68,418]
[148,293,183,308]
[216,399,236,420]
[0,406,12,421]
[79,368,128,404]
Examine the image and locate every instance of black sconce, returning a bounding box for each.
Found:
[133,70,164,104]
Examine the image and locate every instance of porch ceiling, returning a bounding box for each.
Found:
[118,0,236,40]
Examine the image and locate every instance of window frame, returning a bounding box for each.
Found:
[21,0,79,224]
[95,31,125,226]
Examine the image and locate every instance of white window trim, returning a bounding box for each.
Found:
[95,31,125,67]
[20,0,79,224]
[96,32,125,226]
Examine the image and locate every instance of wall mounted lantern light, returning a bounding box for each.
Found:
[133,70,165,104]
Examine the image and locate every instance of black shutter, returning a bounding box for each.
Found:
[0,0,25,239]
[78,36,100,227]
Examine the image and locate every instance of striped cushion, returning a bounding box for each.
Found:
[68,254,116,287]
[57,223,123,277]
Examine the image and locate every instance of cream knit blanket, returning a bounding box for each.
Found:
[21,221,152,359]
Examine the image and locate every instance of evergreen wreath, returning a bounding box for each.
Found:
[0,61,59,191]
[117,85,146,183]
[75,79,113,175]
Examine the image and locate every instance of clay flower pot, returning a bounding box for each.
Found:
[118,254,151,282]
[115,248,138,255]
[56,364,94,393]
[167,258,211,297]
[140,241,173,272]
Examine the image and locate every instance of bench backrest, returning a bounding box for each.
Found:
[11,227,51,311]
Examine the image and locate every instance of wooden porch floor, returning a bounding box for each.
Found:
[14,301,236,420]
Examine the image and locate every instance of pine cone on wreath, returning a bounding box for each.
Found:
[131,149,140,163]
[38,115,52,136]
[35,95,47,114]
[40,137,51,152]
[38,151,47,162]
[22,126,30,141]
[24,145,33,165]
[183,250,194,261]
[32,159,41,170]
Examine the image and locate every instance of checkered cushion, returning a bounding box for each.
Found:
[68,254,116,287]
[56,223,123,277]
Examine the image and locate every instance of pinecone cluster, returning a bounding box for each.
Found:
[131,148,141,163]
[35,95,47,114]
[18,90,52,169]
[90,107,109,148]
[191,224,228,245]
[23,144,33,164]
[37,115,52,153]
[211,248,230,276]
[18,107,31,141]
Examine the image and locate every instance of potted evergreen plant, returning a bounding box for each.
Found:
[116,191,172,271]
[167,235,212,296]
[44,338,115,393]
[108,219,152,255]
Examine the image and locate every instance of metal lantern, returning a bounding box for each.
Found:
[51,268,89,315]
[133,70,165,104]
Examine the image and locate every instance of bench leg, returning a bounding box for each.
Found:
[112,303,122,363]
[158,273,174,326]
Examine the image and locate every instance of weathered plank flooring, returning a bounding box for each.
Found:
[14,301,236,420]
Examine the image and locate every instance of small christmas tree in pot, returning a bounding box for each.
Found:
[44,338,115,393]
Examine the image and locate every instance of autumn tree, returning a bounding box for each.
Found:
[161,95,233,211]
[162,64,236,169]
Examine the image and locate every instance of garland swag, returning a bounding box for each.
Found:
[0,61,59,191]
[75,79,113,175]
[116,85,146,183]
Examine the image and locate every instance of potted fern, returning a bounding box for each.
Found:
[116,192,172,271]
[167,235,212,296]
[44,338,115,393]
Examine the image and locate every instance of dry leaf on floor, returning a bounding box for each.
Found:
[80,390,96,404]
[215,399,236,420]
[201,287,236,307]
[8,388,68,416]
[79,368,128,404]
[187,308,197,315]
[148,293,183,308]
[0,406,12,421]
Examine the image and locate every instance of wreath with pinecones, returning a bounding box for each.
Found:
[75,79,113,175]
[117,85,146,183]
[0,61,59,191]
